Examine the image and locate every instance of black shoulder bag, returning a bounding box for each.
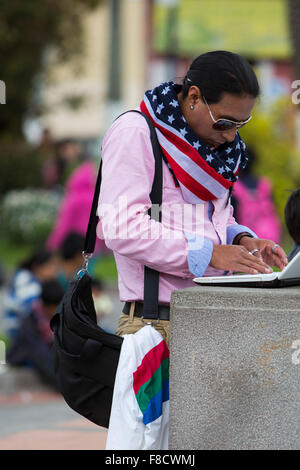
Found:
[50,111,164,428]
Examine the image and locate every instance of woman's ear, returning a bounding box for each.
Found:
[188,85,202,105]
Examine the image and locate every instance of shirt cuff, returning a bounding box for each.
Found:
[185,232,213,277]
[226,224,257,245]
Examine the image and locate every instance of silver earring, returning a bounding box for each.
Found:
[190,105,194,110]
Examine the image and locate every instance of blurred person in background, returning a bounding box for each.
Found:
[6,279,64,389]
[56,232,86,290]
[46,160,108,257]
[285,188,300,261]
[3,249,57,342]
[41,137,82,190]
[231,147,281,244]
[55,138,82,184]
[46,160,95,250]
[91,277,114,332]
[39,128,58,190]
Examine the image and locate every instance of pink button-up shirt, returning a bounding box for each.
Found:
[98,112,251,305]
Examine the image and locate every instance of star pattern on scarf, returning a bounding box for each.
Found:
[180,127,188,137]
[169,99,179,108]
[193,141,201,150]
[143,81,249,184]
[162,85,171,95]
[156,103,165,114]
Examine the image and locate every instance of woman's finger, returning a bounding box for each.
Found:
[272,246,288,266]
[232,263,260,274]
[263,244,288,270]
[233,260,270,274]
[252,250,263,260]
[270,253,288,271]
[240,249,273,273]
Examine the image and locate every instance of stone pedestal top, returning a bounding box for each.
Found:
[169,285,300,450]
[171,285,300,310]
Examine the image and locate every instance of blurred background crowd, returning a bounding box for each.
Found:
[1,0,300,387]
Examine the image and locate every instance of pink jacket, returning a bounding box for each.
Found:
[233,178,281,243]
[98,112,250,304]
[47,161,107,253]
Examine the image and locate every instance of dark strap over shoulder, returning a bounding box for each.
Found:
[84,110,164,320]
[84,160,103,255]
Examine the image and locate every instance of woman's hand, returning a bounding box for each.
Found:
[238,237,288,271]
[210,244,274,274]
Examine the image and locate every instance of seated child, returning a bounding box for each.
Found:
[6,279,64,388]
[4,249,57,340]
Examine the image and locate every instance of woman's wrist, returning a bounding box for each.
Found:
[232,232,254,245]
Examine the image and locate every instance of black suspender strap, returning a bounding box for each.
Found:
[133,112,163,321]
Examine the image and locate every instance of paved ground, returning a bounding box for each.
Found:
[0,367,108,450]
[0,283,123,451]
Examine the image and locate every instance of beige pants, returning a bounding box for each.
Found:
[116,302,170,347]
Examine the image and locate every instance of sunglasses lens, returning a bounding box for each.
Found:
[212,120,236,131]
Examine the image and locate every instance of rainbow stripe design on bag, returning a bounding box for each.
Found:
[133,339,169,425]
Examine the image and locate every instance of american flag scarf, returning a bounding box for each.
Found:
[140,81,249,204]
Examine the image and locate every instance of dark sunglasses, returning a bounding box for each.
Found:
[202,95,252,131]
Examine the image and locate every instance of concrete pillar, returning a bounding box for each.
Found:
[169,286,300,450]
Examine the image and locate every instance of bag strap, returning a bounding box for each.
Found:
[84,110,164,320]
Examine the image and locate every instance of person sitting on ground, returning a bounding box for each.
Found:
[57,232,86,291]
[91,278,114,332]
[6,279,64,388]
[3,249,57,341]
[285,188,300,261]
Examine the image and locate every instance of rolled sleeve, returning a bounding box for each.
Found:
[185,231,213,277]
[226,224,257,245]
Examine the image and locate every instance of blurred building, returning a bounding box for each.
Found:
[36,0,295,147]
[39,0,148,145]
[40,6,110,141]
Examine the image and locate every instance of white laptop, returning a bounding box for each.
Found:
[193,250,300,288]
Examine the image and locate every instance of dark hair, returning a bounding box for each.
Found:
[285,189,300,245]
[239,146,256,175]
[41,279,64,306]
[20,248,53,271]
[91,277,104,291]
[60,232,85,260]
[182,50,260,103]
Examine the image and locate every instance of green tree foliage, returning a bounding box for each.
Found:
[0,141,44,194]
[0,0,102,140]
